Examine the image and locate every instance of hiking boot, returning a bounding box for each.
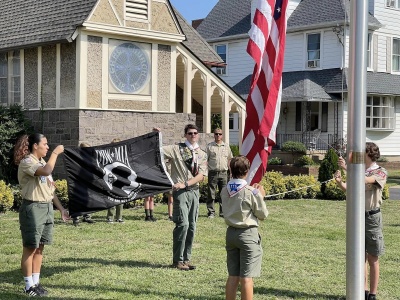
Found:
[172,261,189,271]
[368,294,377,300]
[116,219,124,223]
[73,218,79,226]
[150,216,157,222]
[107,218,114,223]
[36,284,48,296]
[145,216,151,222]
[24,285,41,297]
[184,261,196,270]
[168,215,173,221]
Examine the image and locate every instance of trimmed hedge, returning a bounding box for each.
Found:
[0,180,14,213]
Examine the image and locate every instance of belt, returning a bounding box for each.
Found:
[209,170,227,173]
[365,208,380,217]
[186,186,199,191]
[23,199,52,204]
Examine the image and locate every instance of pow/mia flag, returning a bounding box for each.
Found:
[63,132,173,218]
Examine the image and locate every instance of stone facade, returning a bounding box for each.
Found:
[24,48,38,109]
[87,36,103,108]
[157,44,171,111]
[60,42,76,108]
[42,45,57,108]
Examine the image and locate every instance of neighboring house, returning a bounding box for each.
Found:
[0,0,245,176]
[197,0,400,158]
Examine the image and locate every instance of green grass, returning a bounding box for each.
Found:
[1,201,400,299]
[387,170,400,186]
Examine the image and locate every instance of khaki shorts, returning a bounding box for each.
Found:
[365,212,384,256]
[226,226,263,278]
[19,200,54,248]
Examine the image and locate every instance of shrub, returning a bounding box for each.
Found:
[260,171,286,200]
[284,175,303,199]
[281,141,307,155]
[0,104,33,184]
[377,156,388,162]
[54,179,69,208]
[300,175,320,199]
[230,145,239,157]
[268,157,282,165]
[383,184,389,200]
[296,155,315,167]
[324,177,346,200]
[12,185,23,211]
[0,180,14,213]
[318,149,339,196]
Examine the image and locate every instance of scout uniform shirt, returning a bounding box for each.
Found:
[206,141,233,171]
[221,179,268,228]
[365,163,387,211]
[18,154,55,202]
[163,144,207,186]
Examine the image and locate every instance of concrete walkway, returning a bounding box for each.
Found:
[389,186,400,200]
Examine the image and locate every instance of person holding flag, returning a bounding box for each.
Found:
[221,155,268,300]
[14,133,69,297]
[154,124,207,271]
[334,142,387,300]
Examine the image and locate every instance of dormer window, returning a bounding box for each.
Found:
[215,44,227,76]
[307,33,320,68]
[126,0,149,21]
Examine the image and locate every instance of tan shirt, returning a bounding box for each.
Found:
[206,141,233,171]
[365,166,387,211]
[163,144,207,186]
[18,154,55,202]
[221,185,268,228]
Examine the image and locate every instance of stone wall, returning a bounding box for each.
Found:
[24,109,203,178]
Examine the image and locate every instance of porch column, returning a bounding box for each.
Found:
[183,58,192,113]
[222,92,230,145]
[238,107,246,150]
[202,75,211,133]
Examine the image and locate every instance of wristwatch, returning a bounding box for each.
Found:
[184,181,188,190]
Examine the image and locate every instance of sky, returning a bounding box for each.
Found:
[169,0,218,22]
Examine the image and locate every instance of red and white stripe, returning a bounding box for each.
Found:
[241,0,288,185]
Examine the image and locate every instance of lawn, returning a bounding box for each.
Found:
[1,200,400,300]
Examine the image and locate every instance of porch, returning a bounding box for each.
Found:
[274,133,344,153]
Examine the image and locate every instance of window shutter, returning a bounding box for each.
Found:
[126,0,148,20]
[387,37,392,73]
[373,35,378,71]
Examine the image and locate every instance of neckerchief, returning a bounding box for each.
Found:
[178,141,200,177]
[227,179,248,197]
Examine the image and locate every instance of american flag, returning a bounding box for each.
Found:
[241,0,288,185]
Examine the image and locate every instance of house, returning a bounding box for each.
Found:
[197,0,400,159]
[0,0,245,175]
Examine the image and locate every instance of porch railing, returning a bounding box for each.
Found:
[275,133,341,151]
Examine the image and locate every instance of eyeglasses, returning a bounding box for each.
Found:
[187,132,198,136]
[214,133,222,136]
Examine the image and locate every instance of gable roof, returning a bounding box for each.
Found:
[172,7,223,65]
[288,0,381,31]
[196,0,251,40]
[196,0,381,40]
[0,0,98,51]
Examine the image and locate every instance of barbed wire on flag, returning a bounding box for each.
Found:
[264,178,335,199]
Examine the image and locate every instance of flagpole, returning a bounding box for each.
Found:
[346,0,367,299]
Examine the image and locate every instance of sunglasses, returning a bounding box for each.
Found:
[187,132,198,135]
[214,133,222,136]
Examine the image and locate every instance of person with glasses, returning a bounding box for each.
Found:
[206,128,233,218]
[154,124,207,271]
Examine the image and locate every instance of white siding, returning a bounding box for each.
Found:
[372,1,400,35]
[211,39,253,87]
[287,0,301,18]
[283,33,304,71]
[322,31,343,69]
[377,34,387,72]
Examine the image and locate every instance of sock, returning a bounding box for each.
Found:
[32,273,40,285]
[150,209,154,217]
[145,209,150,217]
[24,276,34,290]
